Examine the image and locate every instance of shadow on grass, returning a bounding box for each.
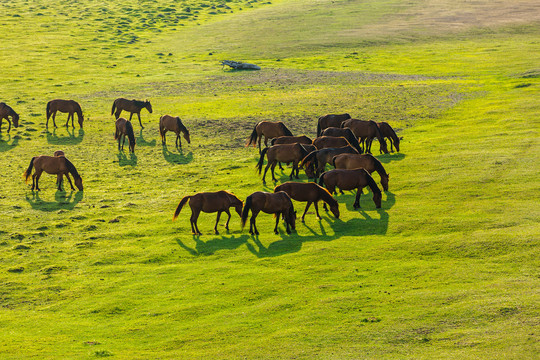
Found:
[137,129,156,147]
[176,234,250,256]
[46,128,85,145]
[378,152,406,163]
[25,190,84,211]
[117,151,138,167]
[162,144,193,164]
[0,133,20,152]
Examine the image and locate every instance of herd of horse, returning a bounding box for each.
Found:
[7,95,400,235]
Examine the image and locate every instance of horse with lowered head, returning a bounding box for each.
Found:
[159,115,190,148]
[111,98,152,129]
[319,168,381,209]
[0,102,19,133]
[46,99,83,128]
[23,155,83,191]
[115,117,136,153]
[301,145,359,178]
[173,191,243,235]
[247,121,293,153]
[332,153,389,191]
[241,191,296,235]
[317,113,351,136]
[256,143,310,183]
[341,118,388,154]
[275,182,339,222]
[377,121,400,153]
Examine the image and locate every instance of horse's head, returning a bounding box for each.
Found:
[373,192,382,208]
[145,100,153,113]
[77,113,84,128]
[129,140,136,153]
[330,202,340,219]
[183,129,191,144]
[381,174,389,191]
[12,111,19,128]
[287,208,296,231]
[75,176,84,191]
[380,139,389,154]
[303,162,316,179]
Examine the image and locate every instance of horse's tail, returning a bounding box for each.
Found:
[173,196,191,221]
[317,118,322,137]
[23,157,35,183]
[280,122,293,136]
[111,99,116,116]
[256,147,269,174]
[300,150,317,168]
[114,123,119,140]
[246,125,258,147]
[270,138,277,146]
[159,117,164,139]
[125,121,136,148]
[46,101,51,120]
[241,195,252,228]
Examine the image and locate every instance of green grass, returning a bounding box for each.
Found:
[0,0,539,358]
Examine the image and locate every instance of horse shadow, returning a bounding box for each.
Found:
[25,190,84,212]
[46,128,85,145]
[117,151,138,167]
[137,129,156,147]
[162,144,193,164]
[378,152,406,163]
[176,234,250,256]
[0,133,20,152]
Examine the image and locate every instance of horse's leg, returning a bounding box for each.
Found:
[65,173,75,190]
[354,188,362,209]
[115,109,121,119]
[34,170,43,191]
[57,174,63,191]
[302,202,312,222]
[129,112,133,122]
[274,213,280,234]
[224,209,231,231]
[65,113,71,127]
[214,211,222,235]
[71,112,75,128]
[52,111,58,128]
[191,210,201,235]
[313,201,321,219]
[31,173,36,191]
[122,134,126,150]
[137,112,144,129]
[258,135,263,154]
[270,162,278,182]
[250,210,259,235]
[289,162,296,180]
[262,161,272,184]
[294,161,300,179]
[175,134,179,149]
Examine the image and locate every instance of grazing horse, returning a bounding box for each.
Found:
[274,182,339,222]
[320,127,362,153]
[332,153,389,191]
[23,155,83,191]
[247,121,293,153]
[341,119,389,154]
[317,113,351,136]
[256,143,310,183]
[111,98,152,128]
[159,115,190,148]
[173,191,243,235]
[270,135,312,146]
[301,145,359,178]
[46,99,83,128]
[312,136,352,150]
[0,102,19,133]
[377,122,400,153]
[319,168,381,209]
[241,191,296,235]
[114,117,136,153]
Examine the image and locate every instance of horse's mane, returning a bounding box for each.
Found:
[370,154,387,176]
[317,184,337,206]
[382,122,400,146]
[132,99,147,107]
[364,169,381,195]
[176,117,188,133]
[64,158,81,179]
[279,122,293,137]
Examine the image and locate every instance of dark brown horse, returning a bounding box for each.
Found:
[111,98,152,128]
[241,191,296,235]
[377,122,400,153]
[341,119,388,154]
[319,168,381,209]
[332,153,389,191]
[270,135,312,146]
[0,102,19,133]
[159,115,190,148]
[23,155,83,191]
[317,113,351,136]
[274,182,339,222]
[173,191,243,235]
[46,99,83,128]
[247,121,293,153]
[301,145,359,178]
[115,118,136,153]
[320,127,362,153]
[312,136,352,150]
[256,143,310,183]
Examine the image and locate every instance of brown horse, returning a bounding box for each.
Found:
[341,119,388,154]
[270,135,312,146]
[173,191,243,235]
[111,98,152,128]
[320,127,362,153]
[317,113,351,136]
[159,115,190,148]
[247,121,293,153]
[53,150,65,157]
[115,118,136,153]
[301,145,359,178]
[312,136,352,150]
[319,168,381,209]
[332,153,389,191]
[256,143,310,183]
[241,191,296,235]
[377,122,400,153]
[23,155,83,191]
[274,182,339,222]
[0,102,19,133]
[46,99,83,128]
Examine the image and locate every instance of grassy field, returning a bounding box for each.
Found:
[1,0,539,358]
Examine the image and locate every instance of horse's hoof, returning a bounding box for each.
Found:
[274,231,279,235]
[215,231,219,235]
